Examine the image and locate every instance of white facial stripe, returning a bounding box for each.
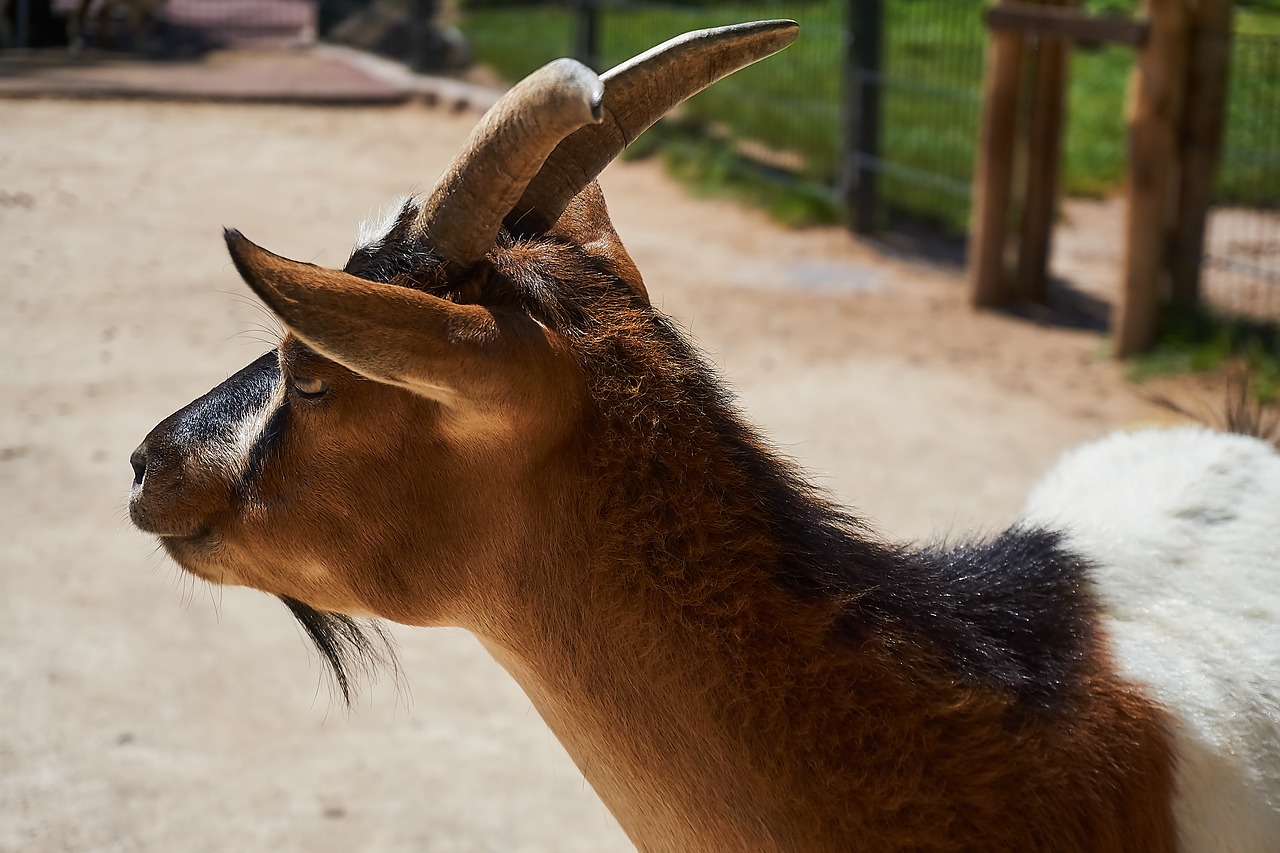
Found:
[233,382,284,479]
[198,382,285,483]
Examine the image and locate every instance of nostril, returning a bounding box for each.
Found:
[130,445,148,487]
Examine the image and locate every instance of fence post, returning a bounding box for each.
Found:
[1115,0,1190,356]
[1014,0,1074,303]
[1169,0,1234,309]
[315,0,341,39]
[573,0,600,71]
[843,0,883,235]
[968,29,1025,307]
[15,0,30,48]
[409,0,433,72]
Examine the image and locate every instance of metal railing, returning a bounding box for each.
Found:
[1203,31,1280,320]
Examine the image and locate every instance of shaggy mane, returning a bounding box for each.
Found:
[338,221,1100,711]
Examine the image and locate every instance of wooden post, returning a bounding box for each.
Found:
[1014,0,1074,302]
[1115,0,1190,356]
[843,0,884,235]
[968,29,1025,307]
[1169,0,1234,308]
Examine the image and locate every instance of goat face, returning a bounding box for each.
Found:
[129,23,798,628]
[129,231,593,626]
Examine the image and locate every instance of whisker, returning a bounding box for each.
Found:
[204,578,223,621]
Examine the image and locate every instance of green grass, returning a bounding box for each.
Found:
[626,118,845,226]
[458,7,575,78]
[1239,6,1280,35]
[461,1,1280,231]
[1062,45,1130,197]
[462,3,844,179]
[1128,308,1280,404]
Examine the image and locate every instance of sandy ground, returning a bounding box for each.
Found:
[1,99,1170,852]
[1055,196,1280,322]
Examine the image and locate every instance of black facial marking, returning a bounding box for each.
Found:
[164,350,280,450]
[163,349,286,499]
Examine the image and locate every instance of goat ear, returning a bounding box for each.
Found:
[225,230,552,408]
[546,182,648,303]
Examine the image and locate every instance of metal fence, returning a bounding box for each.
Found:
[460,0,989,235]
[460,0,1279,325]
[850,0,983,239]
[460,2,844,210]
[8,0,1276,326]
[1203,31,1280,321]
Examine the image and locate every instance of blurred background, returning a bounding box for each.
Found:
[2,0,1276,849]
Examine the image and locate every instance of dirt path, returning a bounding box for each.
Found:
[0,99,1168,851]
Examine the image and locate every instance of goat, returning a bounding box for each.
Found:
[128,21,1280,852]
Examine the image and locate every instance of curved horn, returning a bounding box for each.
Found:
[509,20,799,233]
[414,58,604,265]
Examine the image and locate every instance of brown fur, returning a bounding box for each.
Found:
[495,223,1177,850]
[133,186,1178,850]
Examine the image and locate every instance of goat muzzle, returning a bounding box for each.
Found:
[128,350,281,539]
[128,433,221,538]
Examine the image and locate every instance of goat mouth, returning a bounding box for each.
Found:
[158,531,223,580]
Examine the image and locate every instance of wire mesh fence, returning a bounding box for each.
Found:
[9,0,1272,329]
[459,0,988,233]
[459,1,1278,332]
[1203,31,1280,321]
[460,1,844,186]
[864,0,983,235]
[455,1,1144,242]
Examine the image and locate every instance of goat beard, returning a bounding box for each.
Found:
[280,596,399,705]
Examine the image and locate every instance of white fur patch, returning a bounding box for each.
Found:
[356,196,413,251]
[1023,426,1280,851]
[199,383,284,483]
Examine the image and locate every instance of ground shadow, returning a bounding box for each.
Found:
[857,221,1113,334]
[1001,277,1113,333]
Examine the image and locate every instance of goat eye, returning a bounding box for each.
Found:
[290,375,330,400]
